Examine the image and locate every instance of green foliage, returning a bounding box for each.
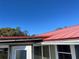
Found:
[0,27,27,36]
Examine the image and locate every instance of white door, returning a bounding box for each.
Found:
[11,46,32,59]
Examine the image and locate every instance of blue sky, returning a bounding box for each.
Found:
[0,0,79,34]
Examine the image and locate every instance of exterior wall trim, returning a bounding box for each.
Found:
[41,39,79,45]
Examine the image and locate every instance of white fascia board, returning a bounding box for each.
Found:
[41,39,79,45]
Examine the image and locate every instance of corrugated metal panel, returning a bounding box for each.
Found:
[0,36,29,39]
[36,25,79,41]
[0,36,42,42]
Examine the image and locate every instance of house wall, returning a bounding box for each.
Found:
[8,44,79,59]
[9,44,79,59]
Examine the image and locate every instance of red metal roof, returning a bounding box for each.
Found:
[1,25,79,41]
[36,25,79,41]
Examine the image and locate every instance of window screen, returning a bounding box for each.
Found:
[34,46,42,59]
[0,48,8,59]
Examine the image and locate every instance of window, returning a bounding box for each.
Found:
[43,46,49,59]
[57,45,72,59]
[34,46,42,59]
[16,50,26,59]
[0,48,8,59]
[34,46,50,59]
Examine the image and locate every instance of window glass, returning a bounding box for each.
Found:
[58,53,72,59]
[57,45,71,53]
[16,50,26,59]
[75,45,79,59]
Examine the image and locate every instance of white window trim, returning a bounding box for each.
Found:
[58,52,71,54]
[41,46,43,59]
[49,45,51,59]
[55,45,76,59]
[55,45,58,59]
[70,45,76,59]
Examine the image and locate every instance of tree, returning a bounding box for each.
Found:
[0,27,27,36]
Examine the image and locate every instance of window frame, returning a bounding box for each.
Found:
[33,45,51,59]
[55,45,76,59]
